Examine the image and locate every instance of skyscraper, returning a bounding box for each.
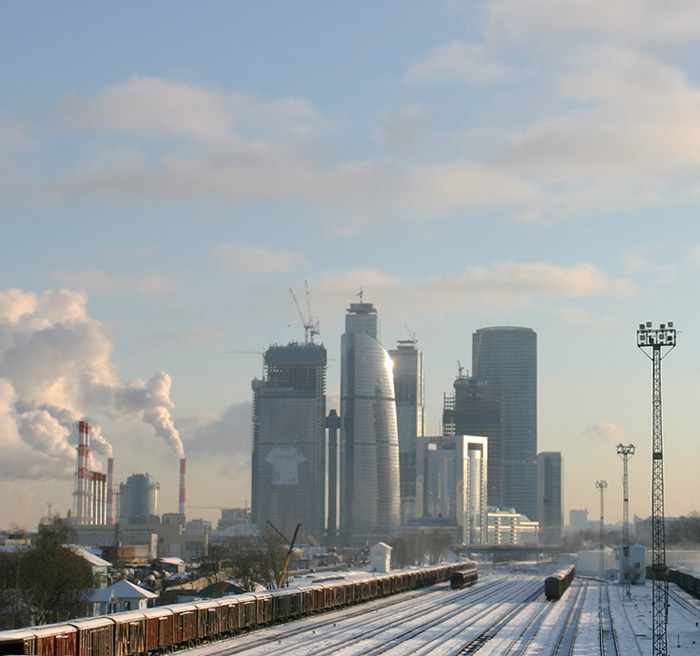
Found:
[340,302,400,544]
[472,326,537,520]
[537,451,563,545]
[251,342,327,543]
[442,374,503,508]
[389,338,425,524]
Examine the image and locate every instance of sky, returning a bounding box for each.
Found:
[1,0,700,531]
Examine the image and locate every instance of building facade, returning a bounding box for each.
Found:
[389,339,425,525]
[442,375,503,509]
[251,342,327,543]
[472,326,537,521]
[340,302,400,544]
[415,434,488,545]
[118,474,159,524]
[537,451,563,545]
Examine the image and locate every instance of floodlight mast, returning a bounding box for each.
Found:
[617,443,635,599]
[637,321,676,656]
[595,480,608,577]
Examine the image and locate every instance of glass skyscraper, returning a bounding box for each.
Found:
[389,339,425,524]
[472,326,537,520]
[340,302,400,544]
[251,342,327,543]
[442,375,503,509]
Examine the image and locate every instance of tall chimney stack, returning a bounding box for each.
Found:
[179,458,186,517]
[106,457,114,525]
[74,421,91,524]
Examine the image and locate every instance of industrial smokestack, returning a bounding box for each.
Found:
[106,457,114,525]
[74,420,91,524]
[179,458,186,517]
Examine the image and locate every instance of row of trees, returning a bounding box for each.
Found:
[0,520,94,629]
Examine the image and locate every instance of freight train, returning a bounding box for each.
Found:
[449,562,478,589]
[0,563,466,656]
[664,566,700,600]
[544,565,575,600]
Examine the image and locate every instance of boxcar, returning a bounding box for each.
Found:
[33,623,78,656]
[544,565,575,600]
[70,617,114,656]
[0,628,37,656]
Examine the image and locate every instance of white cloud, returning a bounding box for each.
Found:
[50,269,176,295]
[58,76,233,142]
[502,47,700,182]
[208,242,307,273]
[487,0,700,48]
[406,41,512,84]
[313,262,631,317]
[581,421,628,444]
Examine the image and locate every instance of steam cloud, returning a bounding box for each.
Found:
[0,288,183,480]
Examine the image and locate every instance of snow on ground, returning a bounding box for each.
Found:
[186,569,700,656]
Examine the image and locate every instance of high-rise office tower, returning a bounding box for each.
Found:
[537,451,563,545]
[472,326,537,520]
[340,301,400,544]
[389,339,425,524]
[442,374,503,508]
[251,342,327,543]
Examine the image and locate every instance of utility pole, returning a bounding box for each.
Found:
[596,480,608,577]
[617,443,635,598]
[637,321,676,656]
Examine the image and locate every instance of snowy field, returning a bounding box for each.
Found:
[187,570,700,656]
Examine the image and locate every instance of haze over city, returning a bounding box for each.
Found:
[2,1,700,531]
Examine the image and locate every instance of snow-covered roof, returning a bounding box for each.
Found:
[90,588,117,603]
[212,523,259,538]
[157,557,186,566]
[67,545,112,567]
[106,579,158,600]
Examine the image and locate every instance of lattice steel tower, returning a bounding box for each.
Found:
[616,443,635,598]
[595,480,607,576]
[637,321,676,656]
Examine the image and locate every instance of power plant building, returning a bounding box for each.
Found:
[389,339,425,524]
[118,473,159,524]
[340,302,400,544]
[251,342,327,544]
[472,326,537,521]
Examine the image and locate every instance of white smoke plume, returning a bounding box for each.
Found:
[0,287,182,480]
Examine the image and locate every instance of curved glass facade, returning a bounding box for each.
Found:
[341,330,400,543]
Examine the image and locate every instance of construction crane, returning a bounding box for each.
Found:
[289,281,319,344]
[266,521,302,589]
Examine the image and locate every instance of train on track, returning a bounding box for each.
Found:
[449,562,478,589]
[665,566,700,600]
[0,563,467,656]
[544,565,575,600]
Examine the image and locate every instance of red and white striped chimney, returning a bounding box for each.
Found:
[106,457,114,525]
[74,421,91,524]
[179,458,186,517]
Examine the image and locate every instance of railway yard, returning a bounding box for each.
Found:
[187,568,700,656]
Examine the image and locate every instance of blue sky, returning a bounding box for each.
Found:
[2,1,700,531]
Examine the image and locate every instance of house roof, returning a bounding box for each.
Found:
[67,545,112,567]
[107,579,158,599]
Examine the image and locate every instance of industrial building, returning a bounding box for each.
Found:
[340,301,400,544]
[118,473,159,524]
[251,341,327,544]
[389,338,425,525]
[472,326,538,521]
